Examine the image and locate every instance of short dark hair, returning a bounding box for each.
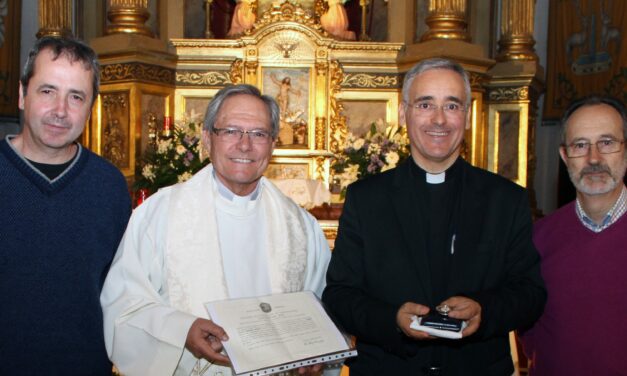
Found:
[203,84,280,138]
[20,36,100,106]
[402,58,471,108]
[560,96,627,145]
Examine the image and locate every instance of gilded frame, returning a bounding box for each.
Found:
[487,103,529,187]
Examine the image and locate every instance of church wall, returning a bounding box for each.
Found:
[532,0,561,215]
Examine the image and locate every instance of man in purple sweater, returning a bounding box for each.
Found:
[520,96,627,375]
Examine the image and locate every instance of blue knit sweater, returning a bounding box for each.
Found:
[0,138,131,375]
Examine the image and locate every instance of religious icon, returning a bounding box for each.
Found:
[266,70,309,147]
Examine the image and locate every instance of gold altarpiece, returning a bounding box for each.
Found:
[76,0,543,218]
[171,1,406,186]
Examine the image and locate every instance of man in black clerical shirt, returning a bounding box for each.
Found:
[322,58,546,375]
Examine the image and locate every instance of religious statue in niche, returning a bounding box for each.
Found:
[227,0,255,37]
[321,0,355,40]
[265,69,309,147]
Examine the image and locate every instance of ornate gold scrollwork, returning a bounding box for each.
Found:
[250,0,323,34]
[489,87,529,102]
[314,156,326,181]
[341,73,399,89]
[100,63,174,85]
[230,59,244,84]
[328,60,346,154]
[176,71,232,86]
[315,117,326,150]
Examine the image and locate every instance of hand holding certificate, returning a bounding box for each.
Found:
[205,291,357,376]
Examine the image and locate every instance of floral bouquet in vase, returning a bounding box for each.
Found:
[331,120,410,196]
[134,119,210,197]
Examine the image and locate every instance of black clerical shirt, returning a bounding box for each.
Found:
[409,158,463,306]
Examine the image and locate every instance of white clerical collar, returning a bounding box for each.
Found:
[426,171,446,184]
[213,169,262,203]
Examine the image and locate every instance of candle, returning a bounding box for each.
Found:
[135,188,149,207]
[162,116,172,137]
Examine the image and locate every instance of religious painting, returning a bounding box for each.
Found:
[336,91,400,140]
[175,88,219,125]
[544,0,627,120]
[262,67,311,148]
[342,100,388,137]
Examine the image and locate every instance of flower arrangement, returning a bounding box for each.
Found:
[331,120,410,195]
[134,119,210,194]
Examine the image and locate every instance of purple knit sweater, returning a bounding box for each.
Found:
[520,201,627,375]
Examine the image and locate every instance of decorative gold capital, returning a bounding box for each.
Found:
[106,0,153,37]
[315,61,328,77]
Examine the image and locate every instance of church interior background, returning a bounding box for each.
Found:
[1,0,625,374]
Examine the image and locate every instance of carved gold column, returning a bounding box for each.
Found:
[421,0,469,41]
[497,0,538,61]
[37,0,72,38]
[106,0,153,37]
[486,0,543,215]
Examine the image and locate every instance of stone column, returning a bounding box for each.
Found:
[37,0,72,38]
[106,0,153,37]
[421,0,469,41]
[497,0,538,61]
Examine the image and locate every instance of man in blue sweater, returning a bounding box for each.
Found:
[0,37,131,374]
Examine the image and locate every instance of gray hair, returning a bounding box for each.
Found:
[560,95,627,145]
[21,36,100,106]
[401,58,472,108]
[203,84,281,138]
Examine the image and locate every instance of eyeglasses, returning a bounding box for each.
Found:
[212,127,273,145]
[408,101,467,117]
[564,139,625,158]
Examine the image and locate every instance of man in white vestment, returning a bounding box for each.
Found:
[101,84,332,376]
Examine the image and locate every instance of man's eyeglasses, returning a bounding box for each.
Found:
[212,127,273,145]
[408,101,467,117]
[563,139,625,158]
